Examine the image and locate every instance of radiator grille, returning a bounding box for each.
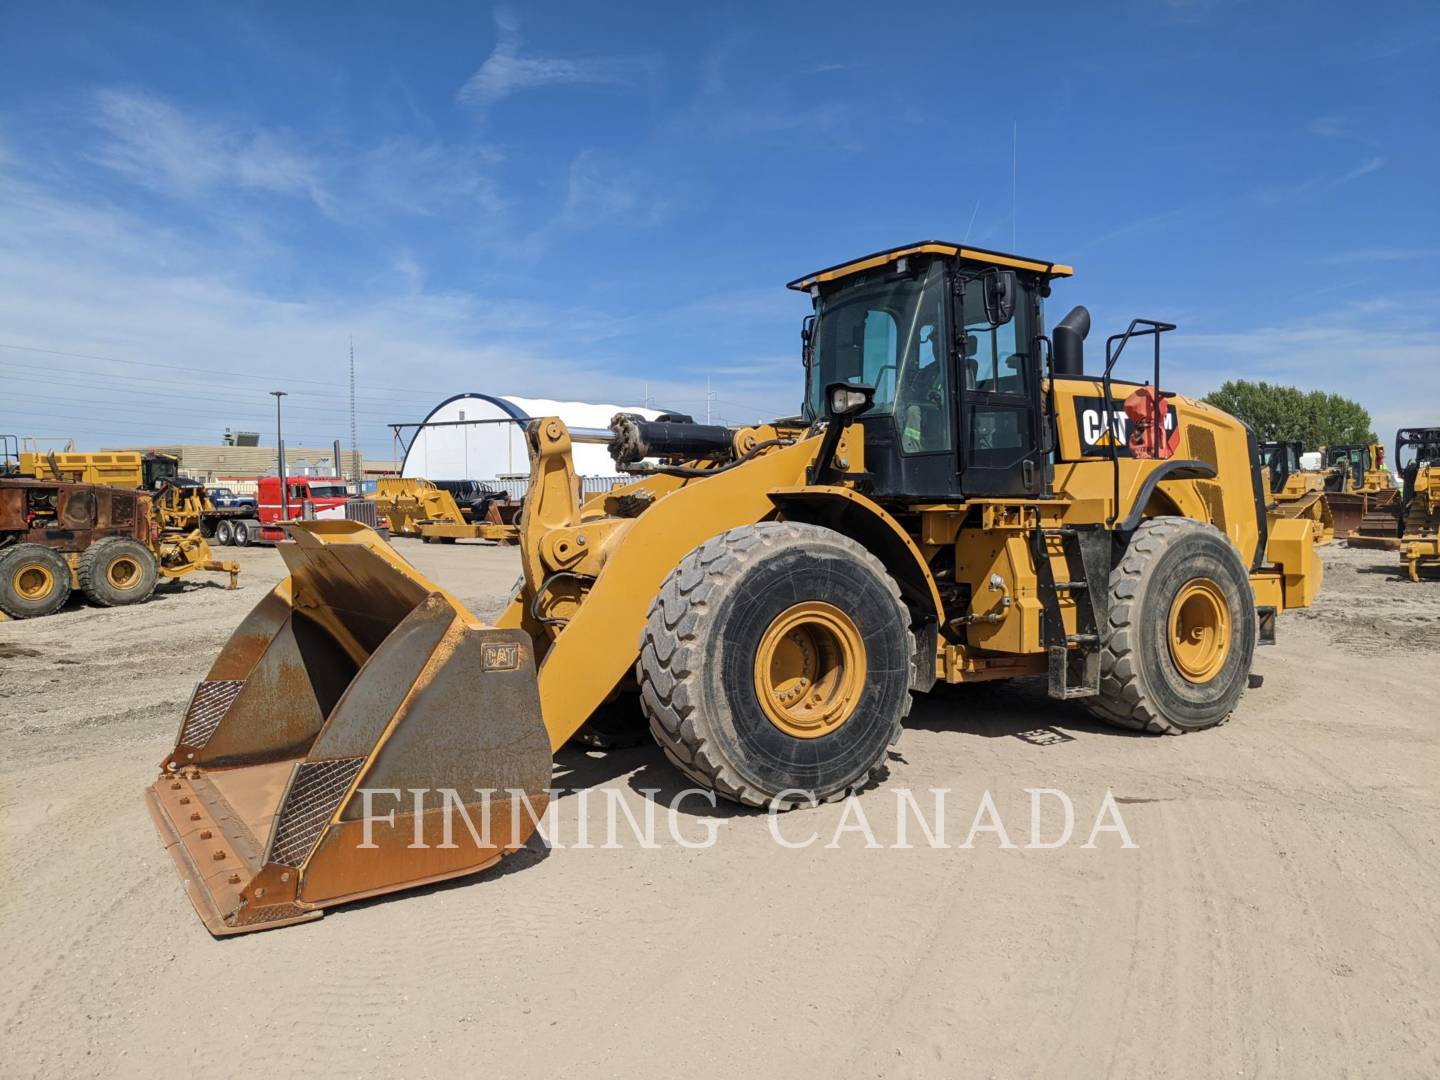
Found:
[178,680,245,748]
[1188,425,1219,470]
[267,758,366,867]
[1196,480,1228,533]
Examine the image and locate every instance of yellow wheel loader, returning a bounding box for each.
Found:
[146,242,1323,935]
[1259,441,1334,545]
[1397,427,1440,581]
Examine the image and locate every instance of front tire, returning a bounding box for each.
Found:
[78,537,159,607]
[0,544,71,619]
[1089,517,1256,734]
[638,522,913,808]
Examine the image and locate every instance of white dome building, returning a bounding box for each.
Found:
[400,394,667,483]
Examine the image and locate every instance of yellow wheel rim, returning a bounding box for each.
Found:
[754,601,867,739]
[1168,579,1231,684]
[15,563,56,601]
[106,555,142,591]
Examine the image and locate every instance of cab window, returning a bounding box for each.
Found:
[960,279,1026,396]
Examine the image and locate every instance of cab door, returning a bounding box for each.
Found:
[955,273,1044,496]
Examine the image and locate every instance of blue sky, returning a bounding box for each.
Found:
[1,0,1436,458]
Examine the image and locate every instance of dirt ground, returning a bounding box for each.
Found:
[1,538,1436,1079]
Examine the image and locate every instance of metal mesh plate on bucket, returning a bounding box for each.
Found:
[267,757,366,868]
[178,680,245,748]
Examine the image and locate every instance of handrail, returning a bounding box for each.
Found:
[1101,318,1177,526]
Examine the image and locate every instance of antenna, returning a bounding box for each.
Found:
[963,198,980,243]
[1011,121,1018,250]
[348,337,358,484]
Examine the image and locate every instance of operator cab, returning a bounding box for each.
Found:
[1323,444,1370,491]
[1260,441,1303,494]
[791,242,1073,501]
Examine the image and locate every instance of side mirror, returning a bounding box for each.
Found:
[983,271,1017,326]
[800,313,816,366]
[825,381,876,420]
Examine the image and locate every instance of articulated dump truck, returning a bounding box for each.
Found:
[147,241,1324,935]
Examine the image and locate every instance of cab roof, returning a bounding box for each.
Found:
[785,241,1074,291]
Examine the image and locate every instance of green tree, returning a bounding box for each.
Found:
[1202,380,1377,449]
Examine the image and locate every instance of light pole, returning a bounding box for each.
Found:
[270,390,288,520]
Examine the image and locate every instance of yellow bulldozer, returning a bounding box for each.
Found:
[144,241,1323,935]
[370,476,520,544]
[1322,441,1401,543]
[1397,427,1440,581]
[1259,441,1334,545]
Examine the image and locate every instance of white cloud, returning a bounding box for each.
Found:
[0,163,792,450]
[1163,301,1440,440]
[92,89,329,207]
[87,90,507,231]
[1320,248,1440,265]
[563,149,669,226]
[456,8,653,110]
[1337,155,1385,183]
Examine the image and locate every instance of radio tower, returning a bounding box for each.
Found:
[348,337,358,484]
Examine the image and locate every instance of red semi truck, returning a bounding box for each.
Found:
[211,475,352,546]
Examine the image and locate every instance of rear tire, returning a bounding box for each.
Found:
[1088,517,1256,734]
[78,537,159,607]
[214,520,235,546]
[0,544,71,619]
[233,520,254,547]
[638,522,913,809]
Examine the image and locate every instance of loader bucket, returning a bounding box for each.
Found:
[145,521,552,936]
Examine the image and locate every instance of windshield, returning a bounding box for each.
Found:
[1326,446,1366,476]
[304,484,348,499]
[1262,444,1299,474]
[805,261,950,452]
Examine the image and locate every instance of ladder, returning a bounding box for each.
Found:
[1029,524,1112,700]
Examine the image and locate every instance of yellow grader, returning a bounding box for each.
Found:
[370,476,520,544]
[0,477,238,619]
[1397,427,1440,581]
[144,241,1322,935]
[1259,441,1334,545]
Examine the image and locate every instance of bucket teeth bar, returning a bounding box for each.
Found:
[145,521,553,936]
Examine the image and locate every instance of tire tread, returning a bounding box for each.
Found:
[637,521,912,809]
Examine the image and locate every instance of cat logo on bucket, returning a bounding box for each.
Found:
[482,642,521,671]
[1072,395,1177,457]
